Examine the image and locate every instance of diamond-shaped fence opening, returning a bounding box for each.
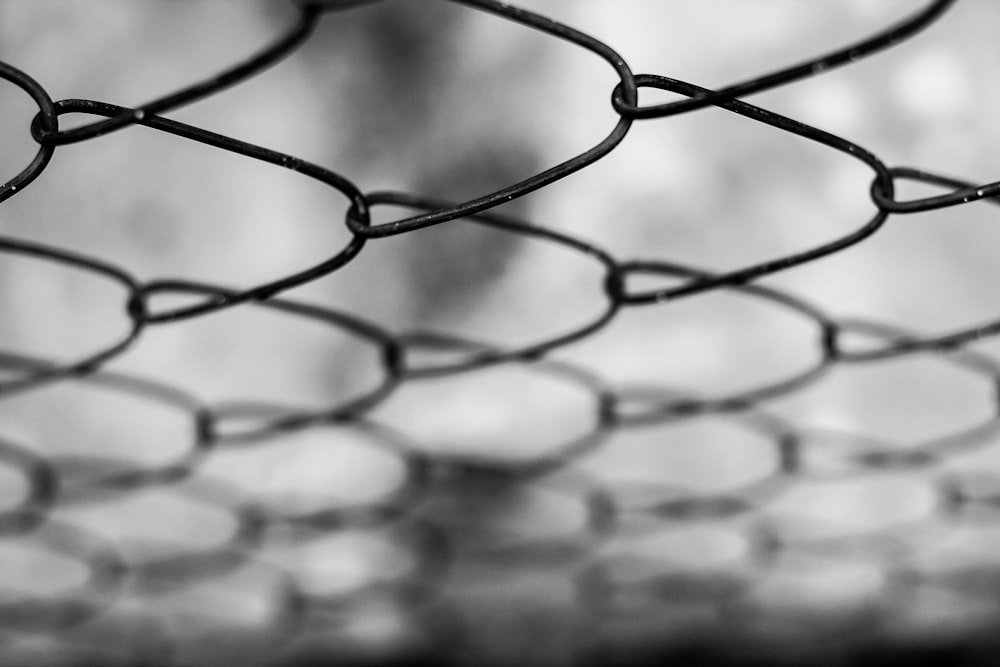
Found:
[2,1,999,665]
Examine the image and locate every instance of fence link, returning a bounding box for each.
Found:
[2,0,1000,664]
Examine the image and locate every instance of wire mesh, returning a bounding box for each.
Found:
[2,0,1000,664]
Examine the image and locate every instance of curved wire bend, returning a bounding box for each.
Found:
[30,3,323,146]
[610,0,957,119]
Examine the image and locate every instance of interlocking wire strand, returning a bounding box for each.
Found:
[2,0,999,664]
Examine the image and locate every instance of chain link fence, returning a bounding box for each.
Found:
[2,0,1000,664]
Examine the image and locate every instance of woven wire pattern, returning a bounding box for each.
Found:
[1,0,1000,664]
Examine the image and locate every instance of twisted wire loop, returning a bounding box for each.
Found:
[2,0,1000,664]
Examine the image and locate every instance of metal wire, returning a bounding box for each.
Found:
[1,0,999,664]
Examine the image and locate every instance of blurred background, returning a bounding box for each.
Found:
[2,1,1000,664]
